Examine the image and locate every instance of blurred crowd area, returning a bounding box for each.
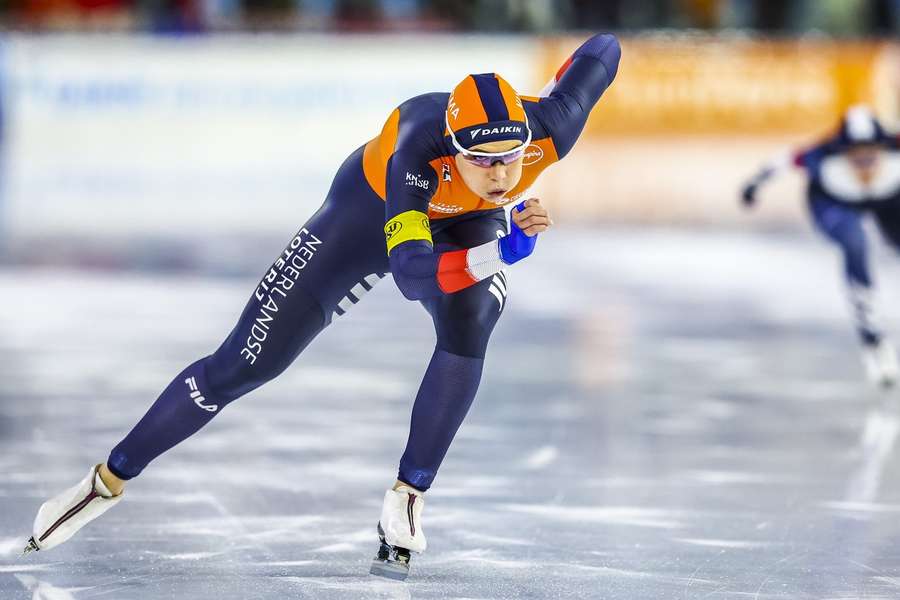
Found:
[1,0,899,35]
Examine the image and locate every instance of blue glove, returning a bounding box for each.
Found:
[498,201,538,265]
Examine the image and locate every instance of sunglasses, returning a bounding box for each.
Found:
[460,146,526,168]
[445,111,533,169]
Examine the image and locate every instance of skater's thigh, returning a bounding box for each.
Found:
[207,149,389,394]
[298,146,392,315]
[431,209,508,249]
[423,211,510,358]
[873,199,900,249]
[809,197,867,248]
[290,199,390,318]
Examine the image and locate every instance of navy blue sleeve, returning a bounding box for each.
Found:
[382,152,446,300]
[794,138,842,175]
[529,33,621,160]
[384,152,438,221]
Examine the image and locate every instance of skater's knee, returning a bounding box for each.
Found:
[434,291,503,358]
[839,227,868,258]
[205,286,327,402]
[836,228,870,282]
[203,352,266,404]
[822,217,866,261]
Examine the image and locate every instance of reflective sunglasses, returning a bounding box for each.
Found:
[445,111,533,168]
[460,146,526,168]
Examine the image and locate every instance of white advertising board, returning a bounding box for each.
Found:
[1,34,535,238]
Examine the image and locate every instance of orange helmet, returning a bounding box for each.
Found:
[445,73,531,155]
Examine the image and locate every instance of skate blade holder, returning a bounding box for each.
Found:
[370,557,410,581]
[23,537,39,555]
[370,542,412,581]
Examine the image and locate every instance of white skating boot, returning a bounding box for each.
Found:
[24,464,123,554]
[369,485,426,581]
[862,339,899,389]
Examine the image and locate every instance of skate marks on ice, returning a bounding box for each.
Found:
[14,574,77,600]
[500,503,688,529]
[12,574,107,600]
[278,575,413,600]
[8,571,154,600]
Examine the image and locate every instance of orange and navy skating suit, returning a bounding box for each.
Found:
[107,34,621,492]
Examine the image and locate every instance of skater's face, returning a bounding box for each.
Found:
[847,144,881,184]
[455,140,525,204]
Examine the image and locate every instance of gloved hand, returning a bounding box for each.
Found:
[498,199,549,265]
[741,182,758,208]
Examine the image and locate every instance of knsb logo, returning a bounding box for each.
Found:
[384,220,402,241]
[523,144,544,166]
[405,172,429,190]
[186,377,217,412]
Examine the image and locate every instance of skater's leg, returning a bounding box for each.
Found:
[29,275,328,553]
[97,464,125,496]
[809,197,880,344]
[865,201,900,385]
[398,212,509,491]
[371,213,508,577]
[810,197,897,385]
[396,340,489,491]
[29,146,390,552]
[106,279,328,480]
[107,149,389,480]
[873,199,900,251]
[372,290,499,573]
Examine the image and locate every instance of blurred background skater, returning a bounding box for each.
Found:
[741,106,900,387]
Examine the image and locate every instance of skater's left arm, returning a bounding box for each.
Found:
[741,140,835,208]
[385,155,546,301]
[387,199,549,301]
[740,150,795,208]
[528,33,621,161]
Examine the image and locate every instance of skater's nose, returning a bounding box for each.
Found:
[488,163,507,181]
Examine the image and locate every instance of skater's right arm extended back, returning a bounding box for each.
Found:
[741,138,837,208]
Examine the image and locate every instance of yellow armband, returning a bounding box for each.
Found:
[384,210,432,255]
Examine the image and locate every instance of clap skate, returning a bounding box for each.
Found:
[24,464,123,554]
[369,485,426,581]
[862,339,899,389]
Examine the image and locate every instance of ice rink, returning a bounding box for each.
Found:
[3,228,900,599]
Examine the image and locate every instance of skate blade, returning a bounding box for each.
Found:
[22,537,39,555]
[370,558,409,581]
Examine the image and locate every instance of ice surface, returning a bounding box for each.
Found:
[2,228,900,599]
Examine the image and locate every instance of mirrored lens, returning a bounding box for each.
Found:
[465,148,525,168]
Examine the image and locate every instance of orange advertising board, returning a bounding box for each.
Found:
[540,36,895,135]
